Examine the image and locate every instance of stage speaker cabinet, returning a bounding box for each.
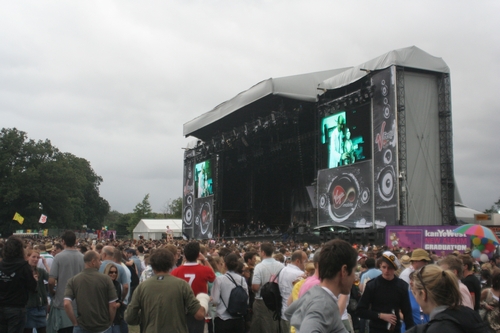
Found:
[183,159,195,234]
[367,231,376,243]
[183,206,193,226]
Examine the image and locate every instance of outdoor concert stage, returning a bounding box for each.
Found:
[182,46,455,240]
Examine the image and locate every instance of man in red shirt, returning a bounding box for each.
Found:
[172,242,216,333]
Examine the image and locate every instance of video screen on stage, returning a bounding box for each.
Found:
[195,159,214,198]
[321,103,371,169]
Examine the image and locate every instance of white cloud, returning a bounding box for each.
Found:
[1,0,499,214]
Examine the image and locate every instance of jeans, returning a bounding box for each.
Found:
[0,306,26,333]
[111,324,121,333]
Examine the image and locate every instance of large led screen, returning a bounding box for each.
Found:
[321,104,372,169]
[195,160,214,198]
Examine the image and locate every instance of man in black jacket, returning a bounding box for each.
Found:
[356,251,415,333]
[0,236,38,333]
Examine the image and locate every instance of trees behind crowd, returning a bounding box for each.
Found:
[104,195,182,237]
[0,128,110,236]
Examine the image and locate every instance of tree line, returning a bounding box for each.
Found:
[0,128,182,237]
[0,128,109,235]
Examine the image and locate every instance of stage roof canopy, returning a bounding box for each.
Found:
[183,68,350,138]
[184,45,449,139]
[318,46,449,91]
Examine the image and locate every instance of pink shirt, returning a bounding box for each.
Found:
[298,275,320,298]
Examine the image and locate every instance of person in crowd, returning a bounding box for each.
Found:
[356,251,414,333]
[284,239,357,333]
[250,242,284,333]
[126,248,143,278]
[172,242,216,333]
[140,252,154,283]
[297,249,321,298]
[99,246,130,303]
[125,249,208,333]
[278,250,307,332]
[406,264,489,333]
[211,253,249,333]
[52,243,64,257]
[64,251,118,333]
[481,268,493,289]
[104,263,123,333]
[480,272,500,332]
[0,236,38,333]
[399,248,431,284]
[47,231,85,333]
[207,256,225,333]
[37,243,54,271]
[460,254,481,311]
[359,257,381,294]
[95,243,104,255]
[438,255,474,309]
[25,249,49,333]
[243,250,257,315]
[121,248,139,303]
[165,244,180,270]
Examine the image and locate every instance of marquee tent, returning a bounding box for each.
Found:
[132,219,182,240]
[455,203,484,224]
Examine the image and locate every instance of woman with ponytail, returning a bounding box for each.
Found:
[406,264,490,333]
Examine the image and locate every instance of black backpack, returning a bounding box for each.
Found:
[221,273,248,317]
[260,268,283,320]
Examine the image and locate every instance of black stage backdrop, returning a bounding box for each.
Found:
[372,68,398,224]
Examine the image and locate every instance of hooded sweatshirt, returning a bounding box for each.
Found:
[0,258,37,307]
[406,305,491,333]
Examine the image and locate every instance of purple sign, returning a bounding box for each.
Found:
[385,226,470,254]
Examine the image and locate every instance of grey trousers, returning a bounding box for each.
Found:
[249,299,280,333]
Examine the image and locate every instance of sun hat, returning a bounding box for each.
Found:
[410,248,431,262]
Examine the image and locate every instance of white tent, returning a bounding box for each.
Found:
[132,219,182,240]
[455,203,484,224]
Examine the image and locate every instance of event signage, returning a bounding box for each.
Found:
[385,225,469,254]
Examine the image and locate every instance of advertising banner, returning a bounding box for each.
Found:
[182,155,195,239]
[193,195,214,239]
[317,160,373,226]
[385,225,469,254]
[372,68,398,224]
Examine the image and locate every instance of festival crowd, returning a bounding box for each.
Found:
[0,232,496,333]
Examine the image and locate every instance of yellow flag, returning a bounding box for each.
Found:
[13,212,24,225]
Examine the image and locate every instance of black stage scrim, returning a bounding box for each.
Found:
[317,160,373,225]
[372,68,398,224]
[182,153,195,239]
[193,195,214,239]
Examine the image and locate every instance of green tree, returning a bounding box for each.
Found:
[0,128,110,236]
[128,194,153,234]
[163,197,182,218]
[485,197,500,214]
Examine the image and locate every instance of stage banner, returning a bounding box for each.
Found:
[385,225,469,255]
[372,68,398,224]
[193,195,214,239]
[182,153,195,239]
[317,160,373,226]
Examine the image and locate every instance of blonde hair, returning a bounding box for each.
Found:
[412,264,461,308]
[103,263,120,279]
[25,248,40,259]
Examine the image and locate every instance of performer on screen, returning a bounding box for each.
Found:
[342,128,358,165]
[329,115,345,167]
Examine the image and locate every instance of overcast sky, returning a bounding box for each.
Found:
[1,1,499,216]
